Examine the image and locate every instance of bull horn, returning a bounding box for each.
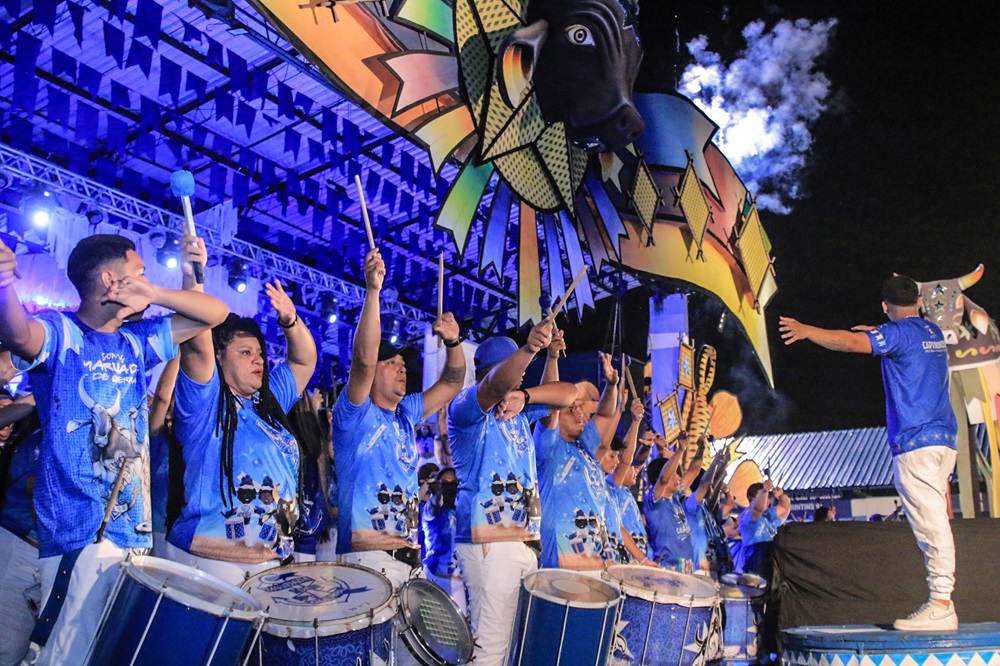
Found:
[497,19,549,109]
[78,377,95,410]
[107,390,121,418]
[957,264,985,290]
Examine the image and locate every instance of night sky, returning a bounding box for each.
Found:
[559,2,1000,435]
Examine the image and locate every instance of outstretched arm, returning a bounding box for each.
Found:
[422,313,467,419]
[539,331,565,429]
[345,249,384,406]
[149,357,180,437]
[267,280,317,395]
[613,397,644,486]
[779,317,873,354]
[680,438,707,492]
[750,479,774,520]
[0,240,45,359]
[772,486,792,522]
[653,435,687,500]
[476,320,553,412]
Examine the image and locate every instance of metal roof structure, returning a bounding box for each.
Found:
[718,427,894,495]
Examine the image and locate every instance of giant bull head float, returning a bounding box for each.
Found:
[918,264,1000,367]
[497,0,644,152]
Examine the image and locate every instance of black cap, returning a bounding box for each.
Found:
[377,339,417,363]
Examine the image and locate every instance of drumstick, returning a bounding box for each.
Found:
[95,460,129,543]
[624,357,638,400]
[354,174,375,250]
[437,253,444,349]
[545,265,589,323]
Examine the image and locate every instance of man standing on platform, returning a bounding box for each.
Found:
[780,274,959,631]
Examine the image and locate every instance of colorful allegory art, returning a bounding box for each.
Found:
[246,0,778,382]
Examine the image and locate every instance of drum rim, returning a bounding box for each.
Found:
[397,578,474,664]
[242,561,397,639]
[123,556,263,621]
[522,569,621,609]
[605,564,719,606]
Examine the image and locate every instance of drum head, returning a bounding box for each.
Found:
[242,562,395,639]
[720,572,767,598]
[124,556,262,621]
[398,579,474,665]
[606,565,718,606]
[523,569,620,609]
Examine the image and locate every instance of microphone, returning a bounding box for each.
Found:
[169,170,204,284]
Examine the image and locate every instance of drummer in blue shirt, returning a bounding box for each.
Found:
[332,248,466,587]
[644,433,704,574]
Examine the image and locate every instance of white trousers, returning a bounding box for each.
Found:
[424,568,469,617]
[457,541,537,666]
[160,541,279,587]
[33,541,141,666]
[892,445,958,600]
[0,527,40,666]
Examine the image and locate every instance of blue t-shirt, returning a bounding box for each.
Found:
[422,500,460,578]
[603,478,625,564]
[0,428,42,543]
[611,483,647,563]
[449,386,547,544]
[150,431,170,534]
[683,494,713,571]
[332,392,424,553]
[865,318,958,455]
[739,504,781,547]
[14,311,177,557]
[168,363,299,564]
[643,487,694,574]
[534,421,610,569]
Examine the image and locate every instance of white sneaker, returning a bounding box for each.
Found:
[893,600,958,631]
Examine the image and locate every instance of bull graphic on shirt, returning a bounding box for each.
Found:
[68,377,149,532]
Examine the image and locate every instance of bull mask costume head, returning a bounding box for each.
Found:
[497,0,644,152]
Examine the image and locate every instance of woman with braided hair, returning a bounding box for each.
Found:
[164,280,317,585]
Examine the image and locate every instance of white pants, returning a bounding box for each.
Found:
[338,551,417,590]
[457,541,537,666]
[893,446,958,600]
[424,568,469,617]
[0,527,40,666]
[160,541,278,587]
[33,540,142,666]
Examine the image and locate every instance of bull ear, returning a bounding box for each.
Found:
[497,20,549,109]
[957,264,985,290]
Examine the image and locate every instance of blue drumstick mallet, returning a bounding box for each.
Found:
[169,170,204,284]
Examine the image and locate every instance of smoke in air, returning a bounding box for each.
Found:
[678,18,838,214]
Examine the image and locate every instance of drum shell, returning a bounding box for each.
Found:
[88,559,261,666]
[250,622,394,666]
[719,584,765,665]
[507,572,620,666]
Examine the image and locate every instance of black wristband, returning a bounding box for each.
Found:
[279,314,298,329]
[520,388,531,405]
[443,336,463,348]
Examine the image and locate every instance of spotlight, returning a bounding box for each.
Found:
[228,259,249,293]
[320,293,340,324]
[156,234,180,270]
[388,318,401,345]
[22,186,56,228]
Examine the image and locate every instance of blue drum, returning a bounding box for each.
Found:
[605,565,719,666]
[507,569,622,666]
[242,562,395,666]
[86,556,264,666]
[718,573,767,666]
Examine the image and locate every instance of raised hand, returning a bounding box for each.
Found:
[524,320,553,354]
[600,352,619,385]
[265,279,297,327]
[179,234,207,280]
[0,238,17,288]
[104,275,155,321]
[432,312,461,344]
[547,328,566,358]
[630,396,645,420]
[363,248,385,291]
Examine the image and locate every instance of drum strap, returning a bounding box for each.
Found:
[29,547,84,647]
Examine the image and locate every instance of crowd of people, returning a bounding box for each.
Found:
[0,231,959,666]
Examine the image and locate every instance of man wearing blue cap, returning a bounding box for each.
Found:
[449,322,577,666]
[333,248,466,587]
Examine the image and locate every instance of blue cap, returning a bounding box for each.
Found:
[474,336,519,370]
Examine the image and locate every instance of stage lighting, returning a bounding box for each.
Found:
[156,234,180,270]
[22,186,55,228]
[388,318,401,344]
[228,259,249,293]
[320,293,339,324]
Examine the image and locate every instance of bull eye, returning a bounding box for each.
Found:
[565,24,594,46]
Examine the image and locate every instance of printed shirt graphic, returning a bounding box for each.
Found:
[332,392,424,553]
[0,428,43,543]
[612,483,648,562]
[643,487,695,574]
[449,385,547,544]
[13,311,177,557]
[422,501,460,578]
[534,421,611,570]
[683,494,712,571]
[865,317,957,455]
[168,362,299,565]
[739,504,780,547]
[603,478,625,564]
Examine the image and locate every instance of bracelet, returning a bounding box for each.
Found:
[443,336,463,348]
[279,314,298,329]
[519,388,531,405]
